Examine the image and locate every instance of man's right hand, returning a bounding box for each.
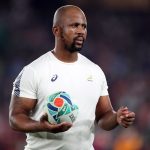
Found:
[40,113,72,133]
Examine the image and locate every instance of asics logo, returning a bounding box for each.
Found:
[51,74,58,82]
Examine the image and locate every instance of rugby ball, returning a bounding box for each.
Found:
[45,91,79,124]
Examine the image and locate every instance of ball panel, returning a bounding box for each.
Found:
[60,94,72,106]
[58,103,72,117]
[44,106,57,123]
[48,91,61,102]
[54,98,64,107]
[59,109,78,123]
[47,103,58,111]
[45,91,79,124]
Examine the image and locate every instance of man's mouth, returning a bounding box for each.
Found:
[74,37,84,45]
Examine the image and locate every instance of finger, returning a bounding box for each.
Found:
[122,111,135,118]
[121,106,128,111]
[122,109,130,115]
[119,115,134,127]
[120,118,134,128]
[127,112,135,118]
[40,113,48,122]
[121,118,135,127]
[50,122,72,133]
[121,119,134,125]
[123,116,135,122]
[57,122,72,129]
[120,122,128,128]
[119,107,126,112]
[118,107,129,116]
[59,122,72,132]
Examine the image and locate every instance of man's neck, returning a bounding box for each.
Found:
[52,48,78,63]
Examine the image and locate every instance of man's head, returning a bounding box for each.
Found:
[52,5,87,53]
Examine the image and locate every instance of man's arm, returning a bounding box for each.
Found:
[95,95,135,130]
[9,95,72,133]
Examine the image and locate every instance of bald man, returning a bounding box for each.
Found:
[9,5,135,150]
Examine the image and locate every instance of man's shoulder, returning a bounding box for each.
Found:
[79,53,94,64]
[27,51,50,69]
[79,53,98,67]
[79,53,104,73]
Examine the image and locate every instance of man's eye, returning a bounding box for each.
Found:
[71,24,78,28]
[82,25,86,29]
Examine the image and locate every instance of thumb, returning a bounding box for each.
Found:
[40,113,48,122]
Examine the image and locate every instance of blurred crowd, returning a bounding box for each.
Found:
[0,0,150,150]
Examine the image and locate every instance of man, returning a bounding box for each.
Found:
[9,5,135,150]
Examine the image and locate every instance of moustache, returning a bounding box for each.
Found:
[74,36,85,42]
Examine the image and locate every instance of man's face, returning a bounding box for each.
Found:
[60,10,87,53]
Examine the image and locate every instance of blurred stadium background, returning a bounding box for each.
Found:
[0,0,150,150]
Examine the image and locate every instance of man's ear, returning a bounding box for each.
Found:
[52,26,60,37]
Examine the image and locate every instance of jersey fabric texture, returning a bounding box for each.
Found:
[12,51,109,150]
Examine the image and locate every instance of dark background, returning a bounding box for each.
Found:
[0,0,150,149]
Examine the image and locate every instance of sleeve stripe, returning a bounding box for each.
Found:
[14,72,23,96]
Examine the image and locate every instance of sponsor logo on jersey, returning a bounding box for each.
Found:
[51,74,58,82]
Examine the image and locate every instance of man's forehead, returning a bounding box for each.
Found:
[62,9,87,23]
[63,8,84,16]
[65,16,86,25]
[53,6,86,26]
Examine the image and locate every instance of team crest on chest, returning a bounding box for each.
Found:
[87,75,93,82]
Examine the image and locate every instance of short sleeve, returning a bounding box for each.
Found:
[96,65,109,96]
[12,66,37,99]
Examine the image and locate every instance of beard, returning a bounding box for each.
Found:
[64,40,83,53]
[61,32,85,53]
